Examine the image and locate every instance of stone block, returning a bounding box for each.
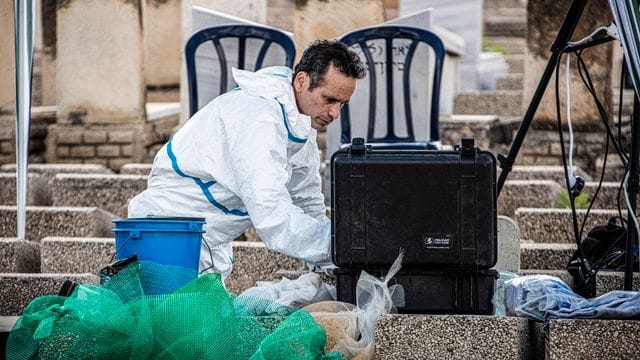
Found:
[0,273,99,316]
[546,319,640,359]
[119,163,152,175]
[96,144,121,157]
[69,145,96,158]
[225,241,305,294]
[374,314,535,359]
[51,174,147,215]
[121,144,134,157]
[0,173,51,206]
[484,14,525,37]
[82,130,108,144]
[56,128,83,144]
[108,130,134,143]
[515,208,619,243]
[499,180,561,217]
[40,237,114,274]
[582,182,620,210]
[496,216,520,272]
[56,0,144,125]
[56,145,69,157]
[0,238,40,272]
[505,54,524,74]
[453,90,523,118]
[0,206,114,242]
[520,243,575,270]
[439,114,499,149]
[496,73,523,90]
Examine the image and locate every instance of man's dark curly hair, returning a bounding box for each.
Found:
[293,40,366,90]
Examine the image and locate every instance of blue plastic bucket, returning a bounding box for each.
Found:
[112,217,205,273]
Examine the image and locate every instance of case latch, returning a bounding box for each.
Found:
[350,137,366,156]
[460,138,476,157]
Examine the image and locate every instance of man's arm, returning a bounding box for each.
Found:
[225,109,332,266]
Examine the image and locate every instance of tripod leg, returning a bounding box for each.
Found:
[497,0,588,194]
[625,95,640,290]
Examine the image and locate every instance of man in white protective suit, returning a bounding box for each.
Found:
[128,40,366,278]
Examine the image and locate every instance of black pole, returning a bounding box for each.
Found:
[497,0,588,195]
[625,95,640,290]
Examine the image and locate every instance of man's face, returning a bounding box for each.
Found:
[293,64,356,131]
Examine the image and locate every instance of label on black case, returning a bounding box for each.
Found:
[422,233,452,249]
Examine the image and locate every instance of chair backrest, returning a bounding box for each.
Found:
[338,25,445,148]
[185,25,296,117]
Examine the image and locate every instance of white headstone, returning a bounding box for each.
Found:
[400,0,482,90]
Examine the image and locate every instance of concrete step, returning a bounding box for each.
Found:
[520,242,575,270]
[0,173,50,206]
[374,314,535,359]
[36,236,303,295]
[484,0,527,10]
[583,181,624,209]
[0,163,114,179]
[41,237,114,273]
[454,90,523,118]
[0,273,99,316]
[496,73,523,90]
[545,318,640,359]
[0,206,114,242]
[499,180,561,217]
[484,36,525,55]
[119,163,152,175]
[520,269,640,296]
[51,173,147,216]
[484,15,525,37]
[505,53,524,73]
[515,208,621,243]
[0,238,40,273]
[500,165,591,183]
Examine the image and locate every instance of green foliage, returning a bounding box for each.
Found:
[482,37,511,56]
[554,189,590,209]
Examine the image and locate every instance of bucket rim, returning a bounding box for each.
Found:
[113,217,206,223]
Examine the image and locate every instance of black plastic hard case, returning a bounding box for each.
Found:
[331,138,497,269]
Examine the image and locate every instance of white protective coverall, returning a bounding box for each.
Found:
[128,66,332,278]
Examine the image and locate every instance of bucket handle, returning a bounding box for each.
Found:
[110,230,141,262]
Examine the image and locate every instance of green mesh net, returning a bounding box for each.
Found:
[6,261,344,360]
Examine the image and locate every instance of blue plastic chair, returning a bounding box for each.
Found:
[185,25,296,117]
[338,25,445,149]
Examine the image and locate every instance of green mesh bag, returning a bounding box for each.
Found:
[6,261,344,360]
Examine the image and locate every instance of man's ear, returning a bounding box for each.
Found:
[293,71,307,92]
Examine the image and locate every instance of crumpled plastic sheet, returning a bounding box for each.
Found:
[504,274,640,322]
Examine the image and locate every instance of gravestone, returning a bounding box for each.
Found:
[525,0,613,129]
[0,2,16,164]
[400,0,483,90]
[179,6,292,120]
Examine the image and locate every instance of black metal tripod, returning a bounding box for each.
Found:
[496,0,638,290]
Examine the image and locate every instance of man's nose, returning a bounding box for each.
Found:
[328,104,341,119]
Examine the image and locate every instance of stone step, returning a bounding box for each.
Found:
[0,238,40,273]
[374,314,535,359]
[36,236,303,295]
[41,237,114,274]
[496,73,523,90]
[500,165,591,183]
[119,163,152,175]
[453,90,523,118]
[484,6,527,18]
[505,53,524,73]
[521,269,640,296]
[545,318,640,359]
[0,273,99,316]
[520,242,575,270]
[583,181,625,209]
[484,36,525,55]
[0,173,50,206]
[51,173,147,216]
[484,15,525,37]
[515,208,621,243]
[0,163,114,179]
[499,180,561,217]
[484,0,527,10]
[0,206,114,242]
